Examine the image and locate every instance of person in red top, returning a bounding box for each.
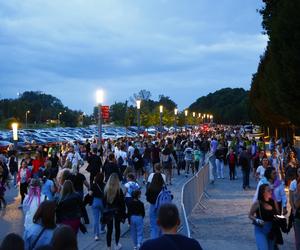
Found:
[32,151,45,178]
[227,147,237,180]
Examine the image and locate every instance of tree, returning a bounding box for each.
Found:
[250,0,300,127]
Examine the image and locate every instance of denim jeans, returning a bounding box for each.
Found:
[200,151,206,167]
[294,218,300,250]
[254,222,274,250]
[130,215,144,246]
[208,154,216,182]
[92,197,105,236]
[149,204,161,239]
[216,159,224,178]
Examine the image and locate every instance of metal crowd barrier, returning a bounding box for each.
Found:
[180,164,209,238]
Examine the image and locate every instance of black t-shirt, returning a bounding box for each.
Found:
[71,173,86,192]
[140,234,203,250]
[91,182,105,199]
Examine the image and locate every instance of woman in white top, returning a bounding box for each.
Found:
[23,179,45,232]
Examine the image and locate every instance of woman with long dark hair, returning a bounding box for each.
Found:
[145,171,165,239]
[55,180,82,234]
[249,184,277,250]
[89,172,106,241]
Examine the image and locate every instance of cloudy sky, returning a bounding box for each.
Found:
[0,0,267,114]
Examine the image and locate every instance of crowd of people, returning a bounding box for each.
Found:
[0,125,299,250]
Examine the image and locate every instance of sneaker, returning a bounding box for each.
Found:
[115,243,122,250]
[95,236,99,241]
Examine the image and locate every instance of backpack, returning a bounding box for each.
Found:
[194,150,201,161]
[127,182,140,196]
[118,156,124,166]
[155,186,173,211]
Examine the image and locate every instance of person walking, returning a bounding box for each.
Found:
[140,204,203,250]
[103,153,121,183]
[86,148,102,187]
[227,147,237,180]
[145,172,165,239]
[128,190,145,250]
[23,179,46,232]
[239,146,251,190]
[102,173,126,250]
[17,161,31,208]
[23,200,57,250]
[89,172,106,241]
[160,147,176,185]
[55,180,82,234]
[249,184,278,250]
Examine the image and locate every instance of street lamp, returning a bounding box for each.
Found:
[184,110,188,127]
[25,110,30,129]
[58,112,62,126]
[96,89,104,147]
[136,100,141,132]
[12,122,19,160]
[174,108,178,130]
[159,105,163,132]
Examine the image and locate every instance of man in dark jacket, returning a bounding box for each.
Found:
[87,149,102,185]
[239,146,251,190]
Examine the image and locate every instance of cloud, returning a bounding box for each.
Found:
[0,0,267,113]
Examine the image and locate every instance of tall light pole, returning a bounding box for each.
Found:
[174,108,178,131]
[12,122,18,152]
[25,110,30,129]
[192,112,196,127]
[58,112,62,126]
[159,105,163,132]
[136,100,141,132]
[184,110,188,128]
[96,89,104,147]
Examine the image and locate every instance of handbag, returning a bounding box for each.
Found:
[101,208,117,224]
[252,202,265,228]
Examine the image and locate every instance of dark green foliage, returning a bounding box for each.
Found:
[250,0,300,126]
[0,91,91,127]
[189,88,250,124]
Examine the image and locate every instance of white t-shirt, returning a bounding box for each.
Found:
[256,166,266,180]
[147,173,166,184]
[124,181,140,198]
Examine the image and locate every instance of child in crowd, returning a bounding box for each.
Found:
[128,190,145,250]
[124,173,141,209]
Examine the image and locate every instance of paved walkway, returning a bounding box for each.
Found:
[189,168,294,250]
[0,165,191,250]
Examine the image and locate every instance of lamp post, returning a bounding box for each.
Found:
[57,112,62,126]
[96,90,104,147]
[184,110,188,128]
[12,122,18,151]
[192,112,196,127]
[174,108,178,131]
[136,100,141,132]
[159,105,163,132]
[25,110,30,129]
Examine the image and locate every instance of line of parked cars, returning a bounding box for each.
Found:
[0,126,141,154]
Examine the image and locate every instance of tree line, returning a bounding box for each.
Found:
[249,0,300,128]
[0,88,252,129]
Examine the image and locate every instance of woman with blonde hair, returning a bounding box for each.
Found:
[103,173,126,250]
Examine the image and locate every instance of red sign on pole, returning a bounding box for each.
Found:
[101,106,110,120]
